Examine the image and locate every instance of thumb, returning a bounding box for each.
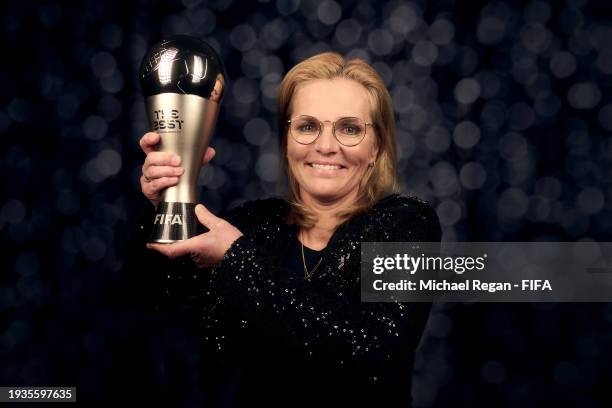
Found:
[195,204,219,229]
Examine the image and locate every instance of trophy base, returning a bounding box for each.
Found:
[148,202,205,243]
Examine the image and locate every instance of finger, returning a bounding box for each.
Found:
[143,165,184,181]
[202,147,216,165]
[139,132,160,155]
[146,237,202,259]
[147,242,189,259]
[142,176,179,193]
[194,204,222,229]
[143,152,181,171]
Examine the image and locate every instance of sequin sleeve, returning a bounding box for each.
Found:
[215,201,441,384]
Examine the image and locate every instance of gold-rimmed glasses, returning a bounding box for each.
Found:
[286,115,376,147]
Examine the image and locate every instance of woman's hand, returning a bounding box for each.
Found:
[147,204,244,268]
[139,132,216,208]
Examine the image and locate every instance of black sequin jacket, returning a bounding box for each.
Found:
[122,193,441,407]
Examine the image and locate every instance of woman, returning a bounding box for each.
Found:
[125,52,441,407]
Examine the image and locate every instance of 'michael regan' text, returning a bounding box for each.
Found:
[373,279,552,293]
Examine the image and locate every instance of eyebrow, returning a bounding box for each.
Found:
[291,114,369,119]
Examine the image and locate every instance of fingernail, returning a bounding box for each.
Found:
[172,155,181,165]
[175,167,183,175]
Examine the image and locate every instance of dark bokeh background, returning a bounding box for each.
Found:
[2,0,612,406]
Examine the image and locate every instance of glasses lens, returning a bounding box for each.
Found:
[291,116,320,144]
[335,117,366,146]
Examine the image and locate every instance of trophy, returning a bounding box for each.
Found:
[140,35,225,243]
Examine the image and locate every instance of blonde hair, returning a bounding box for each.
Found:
[277,52,400,228]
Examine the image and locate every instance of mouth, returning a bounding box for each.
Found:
[307,162,346,171]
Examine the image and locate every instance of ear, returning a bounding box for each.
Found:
[369,135,380,165]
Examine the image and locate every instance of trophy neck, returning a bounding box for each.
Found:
[145,93,220,203]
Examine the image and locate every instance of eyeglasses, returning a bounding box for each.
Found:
[286,115,376,147]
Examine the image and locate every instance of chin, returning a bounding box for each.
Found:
[303,187,356,203]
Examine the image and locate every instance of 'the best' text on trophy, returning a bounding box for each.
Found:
[140,35,225,243]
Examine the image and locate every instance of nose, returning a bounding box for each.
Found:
[314,121,339,154]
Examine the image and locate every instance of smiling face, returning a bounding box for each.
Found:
[286,78,379,206]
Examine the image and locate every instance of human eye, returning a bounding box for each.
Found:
[295,118,318,133]
[338,118,364,136]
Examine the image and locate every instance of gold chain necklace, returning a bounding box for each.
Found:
[299,232,322,281]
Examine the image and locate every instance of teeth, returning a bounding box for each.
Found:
[311,163,341,170]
